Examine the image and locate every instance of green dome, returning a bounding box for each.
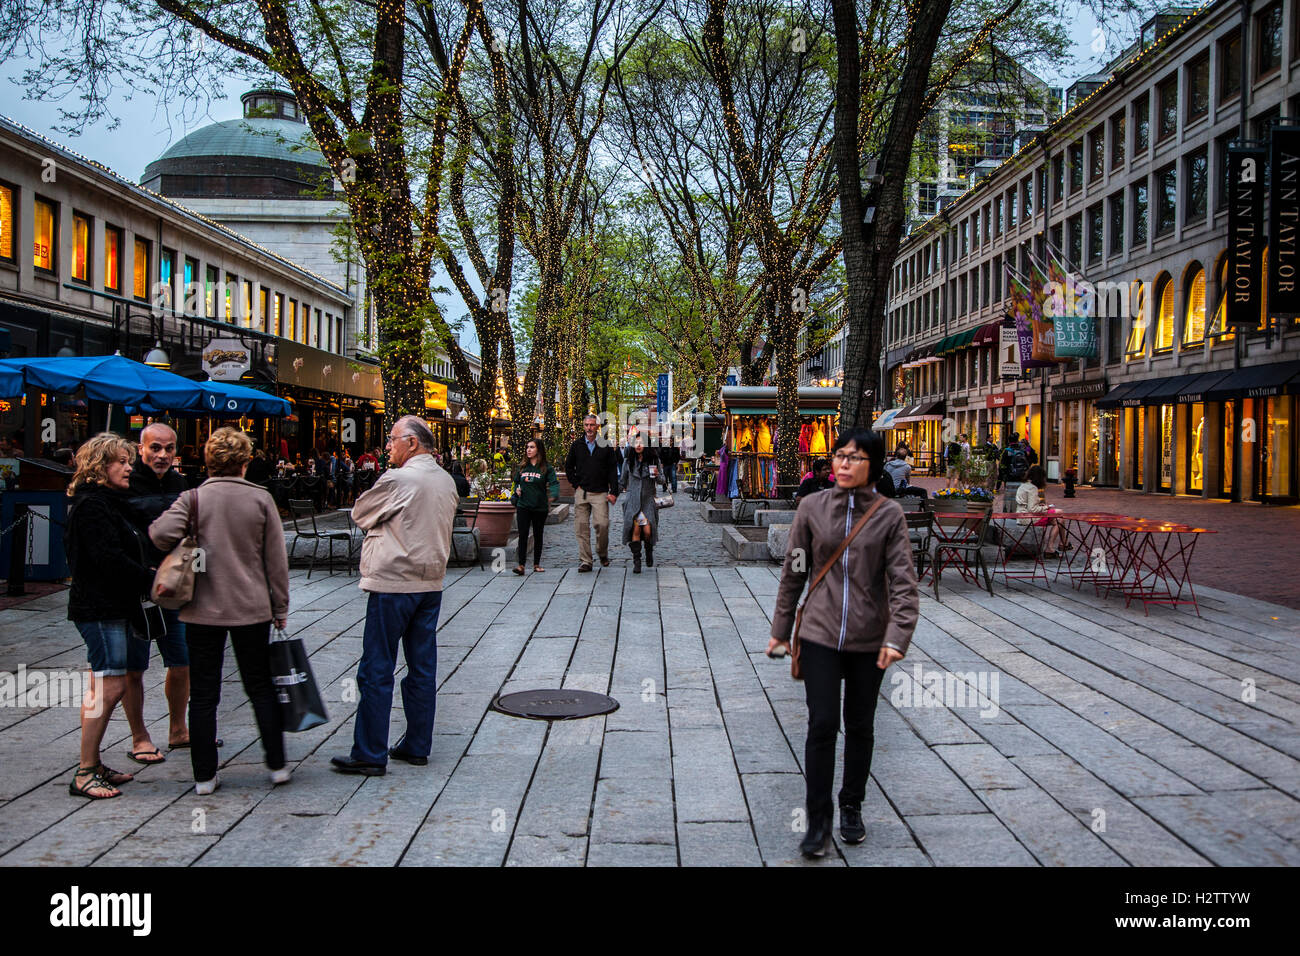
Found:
[153,118,327,168]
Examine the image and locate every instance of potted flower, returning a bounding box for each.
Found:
[465,456,517,548]
[931,486,972,511]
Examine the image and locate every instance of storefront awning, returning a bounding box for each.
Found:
[1202,360,1300,403]
[894,400,945,424]
[938,328,977,354]
[1140,371,1237,406]
[720,385,842,415]
[871,407,904,430]
[1173,371,1233,403]
[1095,381,1141,409]
[971,321,1002,347]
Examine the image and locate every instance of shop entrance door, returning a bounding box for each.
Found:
[1186,403,1205,495]
[1259,396,1296,502]
[1158,404,1174,492]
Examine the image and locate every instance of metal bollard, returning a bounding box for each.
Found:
[6,505,29,596]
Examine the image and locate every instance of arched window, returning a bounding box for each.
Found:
[1154,275,1174,351]
[1126,281,1147,357]
[1207,255,1233,342]
[1182,266,1206,345]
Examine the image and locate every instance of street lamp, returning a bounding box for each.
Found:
[143,341,171,368]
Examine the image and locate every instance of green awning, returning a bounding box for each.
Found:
[953,328,977,350]
[935,335,954,354]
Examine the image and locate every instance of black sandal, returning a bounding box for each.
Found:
[69,767,121,800]
[96,763,134,785]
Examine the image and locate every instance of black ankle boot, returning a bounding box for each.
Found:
[631,541,642,573]
[644,540,654,567]
[839,805,866,844]
[800,815,832,858]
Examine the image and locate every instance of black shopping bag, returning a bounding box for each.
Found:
[269,630,328,732]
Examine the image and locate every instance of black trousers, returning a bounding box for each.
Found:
[801,639,887,821]
[187,621,285,782]
[516,507,547,567]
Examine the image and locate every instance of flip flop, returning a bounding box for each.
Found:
[127,747,166,765]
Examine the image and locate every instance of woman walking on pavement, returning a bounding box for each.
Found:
[767,428,919,858]
[619,434,660,573]
[63,433,161,798]
[512,438,560,574]
[150,428,290,796]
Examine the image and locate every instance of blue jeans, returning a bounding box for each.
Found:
[351,590,441,765]
[76,619,147,676]
[664,463,677,493]
[156,609,189,667]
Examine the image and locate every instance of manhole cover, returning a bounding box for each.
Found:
[492,689,620,720]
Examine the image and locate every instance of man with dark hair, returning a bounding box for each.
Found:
[332,414,457,775]
[563,414,619,572]
[797,459,835,499]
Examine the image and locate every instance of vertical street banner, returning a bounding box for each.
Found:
[999,323,1022,378]
[1228,144,1267,327]
[1007,267,1053,370]
[1269,126,1300,318]
[1049,254,1099,358]
[656,373,669,414]
[1028,262,1058,362]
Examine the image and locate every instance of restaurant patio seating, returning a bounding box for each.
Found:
[929,501,994,599]
[452,496,483,568]
[287,499,352,578]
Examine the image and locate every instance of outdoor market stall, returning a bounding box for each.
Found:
[718,386,840,499]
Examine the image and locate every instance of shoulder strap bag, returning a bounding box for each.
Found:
[789,494,888,681]
[151,489,201,610]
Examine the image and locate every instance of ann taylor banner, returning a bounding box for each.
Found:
[1228,145,1267,327]
[1270,126,1300,318]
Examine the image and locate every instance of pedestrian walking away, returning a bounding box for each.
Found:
[564,414,619,572]
[124,422,192,752]
[659,436,680,493]
[512,438,560,574]
[331,416,457,776]
[63,434,160,799]
[150,428,291,795]
[620,435,661,573]
[767,428,919,859]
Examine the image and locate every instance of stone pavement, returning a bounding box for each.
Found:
[2,557,1299,866]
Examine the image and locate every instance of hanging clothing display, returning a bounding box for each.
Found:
[756,420,774,454]
[719,387,841,500]
[799,422,812,454]
[809,420,829,454]
[716,447,730,498]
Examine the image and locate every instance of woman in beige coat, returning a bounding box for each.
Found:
[150,428,290,795]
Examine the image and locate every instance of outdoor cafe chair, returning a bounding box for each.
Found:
[929,501,995,600]
[287,498,352,579]
[904,510,933,579]
[452,496,484,569]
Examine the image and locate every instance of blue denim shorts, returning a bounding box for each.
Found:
[77,619,150,677]
[156,609,189,667]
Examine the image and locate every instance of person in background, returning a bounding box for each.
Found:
[245,448,271,485]
[944,436,962,488]
[511,438,560,574]
[63,434,159,799]
[564,414,620,573]
[658,436,680,493]
[150,428,290,795]
[1015,464,1062,555]
[124,422,193,756]
[767,429,918,858]
[882,447,912,492]
[619,434,661,573]
[332,416,457,775]
[449,460,471,497]
[1000,431,1031,507]
[338,448,355,506]
[796,459,835,499]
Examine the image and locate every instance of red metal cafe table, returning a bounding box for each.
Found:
[1051,512,1131,589]
[1089,519,1215,617]
[990,512,1056,588]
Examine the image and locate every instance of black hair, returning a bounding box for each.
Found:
[831,428,885,484]
[814,458,831,473]
[1009,431,1019,442]
[624,441,658,465]
[1026,464,1047,489]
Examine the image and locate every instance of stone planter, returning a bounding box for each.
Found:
[557,474,576,500]
[930,498,972,512]
[476,500,517,548]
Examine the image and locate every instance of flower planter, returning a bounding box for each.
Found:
[476,501,517,548]
[930,498,972,512]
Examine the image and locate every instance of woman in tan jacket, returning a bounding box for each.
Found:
[768,428,919,859]
[150,428,290,795]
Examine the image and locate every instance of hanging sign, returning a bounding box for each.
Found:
[1228,145,1267,327]
[999,325,1022,378]
[1269,126,1300,317]
[202,338,251,382]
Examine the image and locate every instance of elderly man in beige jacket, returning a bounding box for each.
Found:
[331,416,458,775]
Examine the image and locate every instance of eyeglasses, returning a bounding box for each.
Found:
[831,452,870,466]
[386,433,416,446]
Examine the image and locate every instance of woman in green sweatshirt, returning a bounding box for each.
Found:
[511,438,561,574]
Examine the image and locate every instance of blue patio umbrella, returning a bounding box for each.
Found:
[0,354,205,408]
[138,380,291,417]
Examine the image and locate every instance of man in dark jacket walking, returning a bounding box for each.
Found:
[563,414,619,572]
[123,423,192,754]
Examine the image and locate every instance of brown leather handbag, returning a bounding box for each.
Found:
[789,495,887,680]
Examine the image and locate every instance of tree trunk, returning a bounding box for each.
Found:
[833,0,953,429]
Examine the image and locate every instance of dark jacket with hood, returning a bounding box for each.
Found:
[64,483,158,622]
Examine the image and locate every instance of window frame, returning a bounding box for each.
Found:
[205,264,219,319]
[1109,190,1125,255]
[1131,180,1149,246]
[1133,93,1150,155]
[1154,163,1177,237]
[1089,125,1105,181]
[1110,110,1126,169]
[1219,29,1242,104]
[1256,2,1283,79]
[1185,147,1209,225]
[71,210,92,284]
[0,181,15,265]
[1185,51,1210,122]
[103,224,123,293]
[1153,276,1175,352]
[132,236,150,301]
[33,196,58,275]
[1182,266,1207,347]
[1156,74,1178,142]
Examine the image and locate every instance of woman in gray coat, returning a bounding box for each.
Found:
[619,435,660,573]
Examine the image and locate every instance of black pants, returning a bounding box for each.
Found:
[516,507,547,567]
[801,639,887,821]
[187,621,285,782]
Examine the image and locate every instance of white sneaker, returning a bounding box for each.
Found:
[194,776,220,796]
[270,768,291,786]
